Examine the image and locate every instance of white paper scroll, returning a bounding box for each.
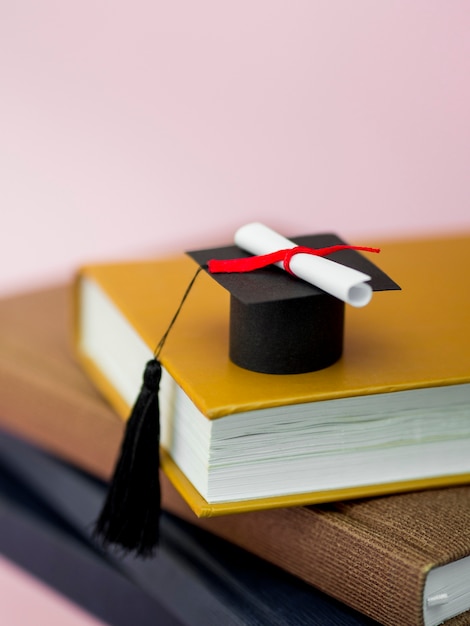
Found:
[234,222,373,307]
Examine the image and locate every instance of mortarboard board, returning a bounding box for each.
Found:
[188,226,400,375]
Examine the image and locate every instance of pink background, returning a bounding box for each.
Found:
[1,1,469,298]
[0,2,469,623]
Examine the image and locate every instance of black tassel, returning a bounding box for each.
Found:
[94,358,162,558]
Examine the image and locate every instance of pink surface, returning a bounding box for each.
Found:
[0,555,107,626]
[1,2,469,297]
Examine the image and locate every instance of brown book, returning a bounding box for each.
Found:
[0,284,122,479]
[162,474,470,626]
[1,277,470,626]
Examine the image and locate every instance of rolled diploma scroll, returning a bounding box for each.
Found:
[234,222,373,307]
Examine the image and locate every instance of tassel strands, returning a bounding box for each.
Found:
[94,359,162,557]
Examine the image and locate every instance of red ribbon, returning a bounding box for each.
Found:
[208,245,380,275]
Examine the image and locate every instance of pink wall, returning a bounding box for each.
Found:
[1,1,469,297]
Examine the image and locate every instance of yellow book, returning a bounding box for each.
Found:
[74,234,470,517]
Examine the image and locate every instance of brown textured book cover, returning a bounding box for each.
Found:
[162,475,470,626]
[0,285,122,479]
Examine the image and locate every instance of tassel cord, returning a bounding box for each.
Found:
[154,265,206,360]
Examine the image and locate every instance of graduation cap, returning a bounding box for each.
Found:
[94,222,400,557]
[189,222,400,374]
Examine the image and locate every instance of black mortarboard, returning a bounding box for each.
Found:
[188,232,400,375]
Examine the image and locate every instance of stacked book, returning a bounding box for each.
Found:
[1,228,469,625]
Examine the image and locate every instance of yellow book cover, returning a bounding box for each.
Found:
[74,234,470,517]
